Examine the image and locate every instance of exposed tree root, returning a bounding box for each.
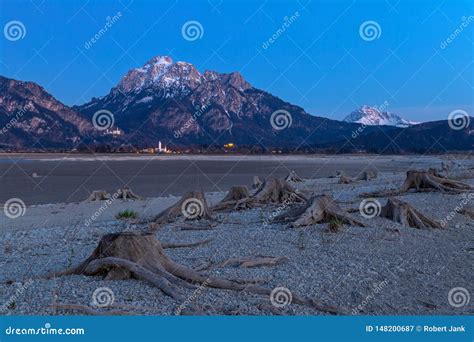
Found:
[116,187,143,200]
[150,191,213,229]
[45,232,344,315]
[363,170,473,197]
[285,171,303,182]
[161,238,213,249]
[380,198,441,229]
[212,186,250,212]
[216,256,289,268]
[85,190,110,202]
[355,170,377,181]
[274,194,366,228]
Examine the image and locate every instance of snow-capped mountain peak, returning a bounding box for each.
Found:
[116,55,202,94]
[344,105,418,127]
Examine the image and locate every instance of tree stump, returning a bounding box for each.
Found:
[363,170,473,197]
[380,198,441,229]
[46,232,343,315]
[284,171,303,182]
[151,191,213,227]
[355,170,377,181]
[212,186,250,211]
[253,176,264,189]
[214,179,306,211]
[338,173,353,184]
[85,190,111,202]
[274,194,365,228]
[117,187,143,200]
[329,170,343,178]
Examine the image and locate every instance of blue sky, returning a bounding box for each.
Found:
[0,0,473,121]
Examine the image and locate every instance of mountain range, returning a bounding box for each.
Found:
[0,56,472,153]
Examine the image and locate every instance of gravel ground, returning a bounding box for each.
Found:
[1,157,473,316]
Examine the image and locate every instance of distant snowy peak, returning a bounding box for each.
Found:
[116,56,202,94]
[344,105,419,127]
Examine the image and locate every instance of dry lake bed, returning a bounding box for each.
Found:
[0,154,473,316]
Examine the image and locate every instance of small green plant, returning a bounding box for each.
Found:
[116,209,138,220]
[328,218,344,233]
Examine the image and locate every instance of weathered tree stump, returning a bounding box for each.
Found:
[46,232,343,315]
[274,194,365,228]
[329,170,343,178]
[151,191,213,228]
[253,176,264,189]
[428,167,445,178]
[364,170,473,197]
[355,170,377,181]
[380,198,441,229]
[117,187,143,200]
[285,171,303,182]
[85,190,110,202]
[212,186,250,211]
[338,173,353,184]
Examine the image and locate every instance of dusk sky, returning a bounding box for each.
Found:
[1,0,473,122]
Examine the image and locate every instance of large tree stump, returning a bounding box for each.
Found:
[212,186,250,211]
[364,170,473,197]
[380,198,441,229]
[214,179,305,211]
[355,170,377,181]
[284,171,303,182]
[274,194,365,228]
[85,190,110,202]
[151,191,213,228]
[116,187,143,200]
[46,232,343,315]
